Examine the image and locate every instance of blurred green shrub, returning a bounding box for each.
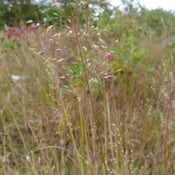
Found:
[0,0,44,27]
[1,39,16,51]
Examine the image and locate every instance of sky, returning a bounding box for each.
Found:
[109,0,175,11]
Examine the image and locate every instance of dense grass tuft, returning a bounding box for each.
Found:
[1,8,175,175]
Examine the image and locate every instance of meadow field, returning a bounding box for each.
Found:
[0,4,175,175]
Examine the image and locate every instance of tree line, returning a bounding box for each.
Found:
[0,0,175,37]
[0,0,109,27]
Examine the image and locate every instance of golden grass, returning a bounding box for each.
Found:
[0,24,175,175]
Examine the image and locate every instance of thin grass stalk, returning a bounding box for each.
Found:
[78,99,86,175]
[161,72,174,174]
[55,80,83,173]
[71,9,96,159]
[105,91,115,161]
[101,147,108,175]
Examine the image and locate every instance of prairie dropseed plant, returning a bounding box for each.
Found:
[1,1,175,174]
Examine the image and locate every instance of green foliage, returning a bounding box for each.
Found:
[45,3,74,27]
[97,1,175,39]
[1,39,16,51]
[0,0,110,28]
[139,7,175,35]
[0,3,9,27]
[0,0,44,26]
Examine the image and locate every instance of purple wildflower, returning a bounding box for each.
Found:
[105,53,113,62]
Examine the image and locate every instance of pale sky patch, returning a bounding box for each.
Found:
[109,0,175,11]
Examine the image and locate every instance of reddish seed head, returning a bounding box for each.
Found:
[7,24,36,39]
[105,53,113,62]
[7,27,17,39]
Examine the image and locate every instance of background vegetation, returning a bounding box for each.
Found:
[1,0,175,174]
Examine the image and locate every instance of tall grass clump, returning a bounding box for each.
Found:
[1,1,175,174]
